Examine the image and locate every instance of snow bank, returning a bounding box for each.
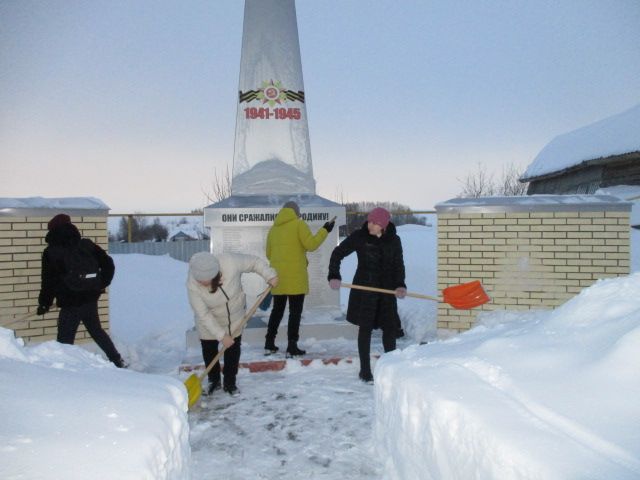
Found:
[109,254,193,374]
[0,330,190,480]
[375,274,640,479]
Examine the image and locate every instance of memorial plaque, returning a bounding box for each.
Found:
[205,199,345,310]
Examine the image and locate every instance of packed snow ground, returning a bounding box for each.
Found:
[1,222,639,479]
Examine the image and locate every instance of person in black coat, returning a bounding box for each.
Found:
[328,207,407,383]
[37,214,127,368]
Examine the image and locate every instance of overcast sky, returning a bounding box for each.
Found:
[1,0,639,212]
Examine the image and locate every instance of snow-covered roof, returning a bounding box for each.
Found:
[168,226,205,240]
[436,194,632,213]
[0,197,109,216]
[521,104,640,182]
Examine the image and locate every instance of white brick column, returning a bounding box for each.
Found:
[436,195,631,332]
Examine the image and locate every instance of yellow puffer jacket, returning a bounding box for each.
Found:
[266,207,328,295]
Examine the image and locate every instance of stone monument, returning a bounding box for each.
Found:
[203,0,346,331]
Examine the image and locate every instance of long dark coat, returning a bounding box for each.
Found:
[328,222,406,330]
[38,223,115,309]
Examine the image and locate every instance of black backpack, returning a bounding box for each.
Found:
[61,239,103,292]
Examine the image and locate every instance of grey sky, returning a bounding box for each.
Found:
[1,0,639,212]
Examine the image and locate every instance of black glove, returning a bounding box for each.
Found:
[36,305,49,316]
[323,220,335,233]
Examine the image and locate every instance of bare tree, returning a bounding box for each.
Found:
[203,165,232,203]
[499,163,529,196]
[333,185,348,205]
[458,162,528,198]
[458,163,495,198]
[117,215,149,242]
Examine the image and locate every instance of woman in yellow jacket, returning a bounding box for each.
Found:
[265,201,335,357]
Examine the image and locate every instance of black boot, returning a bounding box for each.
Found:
[223,384,240,397]
[113,356,128,368]
[264,338,279,355]
[286,343,306,358]
[359,371,374,384]
[206,379,221,395]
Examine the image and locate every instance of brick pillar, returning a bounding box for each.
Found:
[435,195,631,332]
[0,200,111,343]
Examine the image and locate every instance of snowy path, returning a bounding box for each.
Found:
[188,361,383,479]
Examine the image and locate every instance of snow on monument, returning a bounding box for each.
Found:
[203,0,346,333]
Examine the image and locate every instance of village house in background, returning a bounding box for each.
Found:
[168,222,209,242]
[521,104,640,196]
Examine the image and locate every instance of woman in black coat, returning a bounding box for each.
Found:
[328,207,406,383]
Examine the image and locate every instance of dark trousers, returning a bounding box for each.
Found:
[57,302,122,364]
[265,294,305,345]
[357,325,396,376]
[200,335,242,388]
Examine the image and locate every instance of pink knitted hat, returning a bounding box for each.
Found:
[367,207,391,229]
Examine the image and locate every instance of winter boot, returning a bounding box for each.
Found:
[264,339,279,356]
[206,379,221,395]
[359,371,374,384]
[113,357,129,369]
[286,343,306,358]
[223,384,240,397]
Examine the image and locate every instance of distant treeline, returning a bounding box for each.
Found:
[342,201,426,235]
[111,216,169,242]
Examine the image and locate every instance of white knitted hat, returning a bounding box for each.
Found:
[189,252,220,281]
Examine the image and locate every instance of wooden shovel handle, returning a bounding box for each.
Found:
[1,309,58,329]
[340,283,439,302]
[199,286,272,381]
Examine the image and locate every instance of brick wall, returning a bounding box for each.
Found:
[0,213,110,343]
[436,196,631,332]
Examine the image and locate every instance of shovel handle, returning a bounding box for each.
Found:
[198,286,272,381]
[0,309,56,329]
[340,282,439,302]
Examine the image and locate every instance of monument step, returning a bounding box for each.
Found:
[180,355,364,374]
[185,319,357,349]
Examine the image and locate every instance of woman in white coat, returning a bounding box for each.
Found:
[187,252,278,396]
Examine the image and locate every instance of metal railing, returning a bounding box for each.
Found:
[108,210,436,243]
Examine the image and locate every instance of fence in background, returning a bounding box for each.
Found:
[108,239,209,262]
[109,210,436,242]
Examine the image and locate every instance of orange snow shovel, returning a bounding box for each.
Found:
[184,286,272,410]
[340,280,490,309]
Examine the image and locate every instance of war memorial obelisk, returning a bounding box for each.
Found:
[204,0,345,315]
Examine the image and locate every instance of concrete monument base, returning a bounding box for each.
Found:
[185,318,358,350]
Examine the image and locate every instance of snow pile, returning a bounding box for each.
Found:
[108,254,194,374]
[0,329,190,480]
[392,224,437,342]
[375,274,640,479]
[522,103,640,181]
